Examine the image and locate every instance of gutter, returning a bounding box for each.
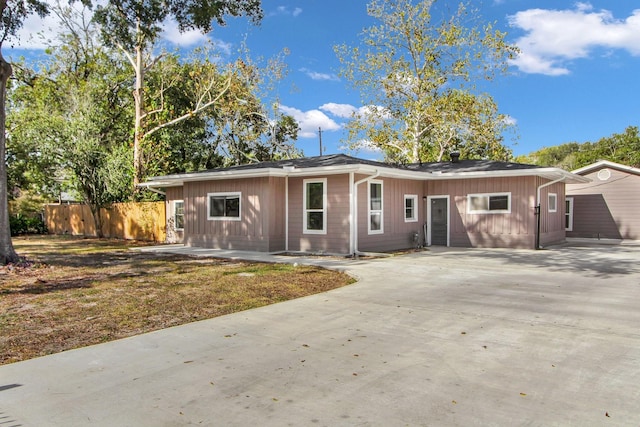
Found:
[140,183,166,196]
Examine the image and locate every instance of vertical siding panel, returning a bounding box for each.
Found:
[566,166,640,240]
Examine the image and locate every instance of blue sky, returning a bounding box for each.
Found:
[11,1,640,160]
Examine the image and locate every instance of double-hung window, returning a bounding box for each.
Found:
[565,197,574,231]
[369,180,383,234]
[208,192,241,220]
[303,178,326,234]
[404,194,418,222]
[467,192,511,214]
[173,200,185,230]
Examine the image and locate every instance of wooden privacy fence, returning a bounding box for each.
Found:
[44,202,166,242]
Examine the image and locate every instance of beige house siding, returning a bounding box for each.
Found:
[567,166,640,240]
[181,176,286,251]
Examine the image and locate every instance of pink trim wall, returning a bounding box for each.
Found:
[287,175,351,254]
[357,176,425,253]
[425,176,551,249]
[181,176,286,251]
[163,172,569,252]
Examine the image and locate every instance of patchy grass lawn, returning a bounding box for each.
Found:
[0,235,355,365]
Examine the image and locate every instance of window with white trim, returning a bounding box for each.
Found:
[303,178,326,234]
[369,180,383,234]
[548,193,557,213]
[467,192,511,214]
[173,200,184,230]
[207,192,241,220]
[565,197,573,231]
[404,194,418,222]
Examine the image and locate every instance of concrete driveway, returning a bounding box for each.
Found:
[1,244,639,426]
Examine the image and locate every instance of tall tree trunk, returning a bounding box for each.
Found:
[132,42,144,190]
[0,53,19,264]
[89,204,105,239]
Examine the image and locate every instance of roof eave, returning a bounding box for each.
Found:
[572,160,640,176]
[426,168,590,183]
[139,164,590,189]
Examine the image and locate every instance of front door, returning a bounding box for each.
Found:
[428,196,449,246]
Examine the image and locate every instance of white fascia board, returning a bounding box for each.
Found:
[141,164,382,187]
[140,164,589,188]
[572,160,640,176]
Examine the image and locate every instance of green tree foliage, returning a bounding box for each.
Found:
[516,126,640,170]
[139,49,301,182]
[8,4,133,237]
[335,0,518,163]
[92,0,264,188]
[1,0,53,264]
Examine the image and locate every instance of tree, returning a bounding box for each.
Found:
[1,0,52,264]
[335,0,518,163]
[92,0,263,189]
[517,126,640,170]
[8,4,133,236]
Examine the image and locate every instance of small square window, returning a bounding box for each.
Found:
[404,195,418,222]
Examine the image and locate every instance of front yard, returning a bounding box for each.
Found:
[0,236,354,365]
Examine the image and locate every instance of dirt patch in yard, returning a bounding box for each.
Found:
[0,236,355,365]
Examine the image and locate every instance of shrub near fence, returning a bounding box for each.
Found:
[44,202,166,242]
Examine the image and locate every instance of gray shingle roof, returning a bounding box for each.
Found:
[189,154,542,174]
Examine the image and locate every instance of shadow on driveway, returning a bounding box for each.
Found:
[422,244,640,279]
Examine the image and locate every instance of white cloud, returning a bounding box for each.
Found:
[268,6,303,18]
[508,4,640,75]
[279,105,341,138]
[161,19,210,47]
[340,139,383,154]
[502,115,517,126]
[319,103,357,118]
[299,68,340,82]
[9,1,225,52]
[11,2,71,49]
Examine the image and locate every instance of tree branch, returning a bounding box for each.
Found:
[142,74,232,140]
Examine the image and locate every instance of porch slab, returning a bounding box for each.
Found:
[1,245,639,426]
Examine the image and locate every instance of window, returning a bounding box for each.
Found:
[369,180,383,234]
[303,179,326,234]
[467,192,511,214]
[173,200,184,230]
[548,193,557,213]
[565,197,573,231]
[404,195,418,222]
[207,192,241,220]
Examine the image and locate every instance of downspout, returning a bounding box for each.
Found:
[348,172,354,254]
[352,170,380,256]
[535,177,564,250]
[285,175,289,252]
